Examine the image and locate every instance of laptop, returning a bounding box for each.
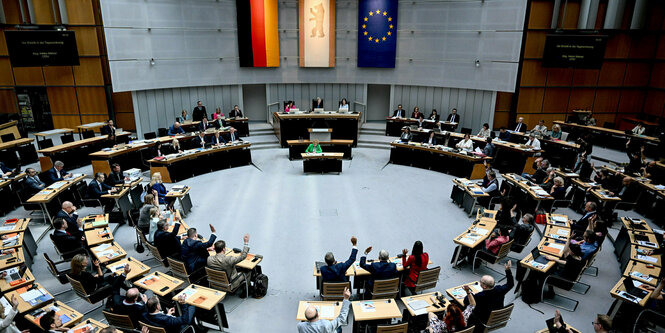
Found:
[531,248,549,265]
[315,261,326,273]
[623,276,648,298]
[338,108,347,113]
[314,108,324,113]
[633,234,649,242]
[291,108,300,113]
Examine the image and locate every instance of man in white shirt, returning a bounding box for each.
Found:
[532,120,547,135]
[525,133,541,149]
[297,287,351,333]
[456,134,474,152]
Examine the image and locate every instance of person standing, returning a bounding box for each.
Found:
[192,101,207,122]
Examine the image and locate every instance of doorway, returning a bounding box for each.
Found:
[15,87,53,132]
[366,84,391,121]
[242,84,267,122]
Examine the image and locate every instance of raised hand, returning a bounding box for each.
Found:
[350,236,357,246]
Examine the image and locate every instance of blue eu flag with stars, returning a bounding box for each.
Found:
[357,0,398,68]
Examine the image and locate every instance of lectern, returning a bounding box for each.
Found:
[308,128,332,142]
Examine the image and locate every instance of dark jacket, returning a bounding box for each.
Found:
[192,135,207,148]
[141,305,194,333]
[25,175,46,193]
[198,121,212,132]
[229,109,243,118]
[513,122,527,133]
[421,136,437,145]
[510,223,534,246]
[152,183,167,204]
[392,109,405,118]
[111,297,146,327]
[446,114,460,123]
[465,268,514,323]
[224,131,242,143]
[531,168,548,184]
[106,171,124,186]
[571,211,596,232]
[321,248,358,283]
[498,131,511,141]
[45,167,66,185]
[87,180,112,199]
[181,234,217,273]
[100,125,115,135]
[192,106,207,122]
[52,230,85,258]
[359,256,397,293]
[55,210,82,237]
[154,223,182,260]
[208,135,227,146]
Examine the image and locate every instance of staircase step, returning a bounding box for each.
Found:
[251,144,282,150]
[357,143,390,150]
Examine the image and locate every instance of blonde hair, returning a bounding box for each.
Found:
[171,138,180,148]
[554,177,564,186]
[553,124,561,132]
[70,254,87,276]
[150,172,162,186]
[313,139,320,146]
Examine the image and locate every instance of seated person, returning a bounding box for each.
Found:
[392,104,405,118]
[428,109,440,122]
[446,108,460,123]
[152,142,166,158]
[632,122,645,135]
[40,310,67,332]
[422,131,437,146]
[482,171,500,197]
[106,163,127,186]
[111,287,146,327]
[609,176,636,201]
[87,173,117,212]
[167,122,185,136]
[147,207,162,242]
[477,123,491,138]
[586,112,597,126]
[400,127,413,143]
[510,213,534,246]
[69,254,128,295]
[312,97,324,110]
[402,241,429,295]
[138,194,158,234]
[52,218,86,258]
[24,168,46,194]
[321,236,358,283]
[224,127,242,143]
[198,116,212,132]
[100,119,116,135]
[484,227,510,255]
[625,143,645,174]
[514,117,527,132]
[178,109,188,123]
[416,114,426,128]
[230,105,244,118]
[523,158,550,183]
[207,233,253,291]
[495,199,517,228]
[539,168,556,192]
[55,201,83,238]
[525,133,541,149]
[359,247,397,299]
[592,168,612,189]
[550,177,566,199]
[154,220,182,260]
[464,261,514,325]
[46,161,72,184]
[209,131,227,146]
[192,132,207,149]
[298,287,351,333]
[338,98,349,112]
[212,107,224,121]
[455,133,474,152]
[0,162,13,177]
[285,101,296,113]
[142,295,194,333]
[427,287,475,333]
[306,139,322,153]
[576,230,599,261]
[411,106,423,119]
[542,242,585,298]
[551,124,562,139]
[482,137,495,157]
[181,225,217,273]
[571,201,597,233]
[498,127,511,141]
[150,172,168,205]
[167,138,183,154]
[532,120,547,135]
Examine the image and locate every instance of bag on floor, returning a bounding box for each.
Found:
[535,210,547,225]
[253,274,268,299]
[521,278,542,304]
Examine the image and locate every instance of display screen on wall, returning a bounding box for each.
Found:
[4,30,80,67]
[542,34,608,69]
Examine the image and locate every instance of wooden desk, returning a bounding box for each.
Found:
[102,187,133,219]
[502,173,554,226]
[107,257,150,280]
[83,214,109,230]
[554,120,661,158]
[544,225,571,242]
[173,284,228,330]
[0,232,23,250]
[538,238,567,257]
[287,139,354,160]
[351,299,402,321]
[166,186,192,217]
[631,246,661,266]
[38,132,131,171]
[0,248,25,270]
[520,252,556,274]
[84,227,113,247]
[24,301,82,328]
[296,300,344,321]
[27,175,87,225]
[385,117,458,136]
[0,267,34,292]
[301,153,343,174]
[446,281,483,306]
[76,122,107,133]
[390,141,488,179]
[627,231,659,248]
[226,249,262,270]
[401,291,449,316]
[624,260,661,287]
[4,283,53,313]
[610,277,652,308]
[0,121,20,143]
[69,319,119,333]
[554,169,579,181]
[547,214,571,228]
[536,325,581,333]
[621,217,654,234]
[273,112,361,147]
[0,138,34,150]
[0,219,29,235]
[34,128,74,139]
[451,178,490,217]
[453,221,497,249]
[134,272,184,296]
[590,189,621,202]
[351,256,433,277]
[89,242,126,264]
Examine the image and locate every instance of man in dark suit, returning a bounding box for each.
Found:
[464,261,514,325]
[54,201,82,238]
[142,295,194,333]
[87,173,117,212]
[359,247,397,299]
[446,108,460,123]
[498,127,511,141]
[229,105,243,118]
[111,287,146,327]
[422,131,437,145]
[181,225,217,273]
[52,218,86,259]
[610,176,637,201]
[224,127,242,143]
[514,117,527,133]
[0,162,12,177]
[321,236,358,283]
[198,116,212,132]
[100,119,116,135]
[209,131,227,146]
[192,132,207,149]
[24,168,46,194]
[571,201,597,233]
[154,221,182,261]
[45,161,72,185]
[192,101,207,122]
[392,104,405,118]
[106,163,126,186]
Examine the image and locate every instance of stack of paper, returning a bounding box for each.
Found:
[360,301,376,312]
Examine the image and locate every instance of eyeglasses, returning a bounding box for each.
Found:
[592,321,599,325]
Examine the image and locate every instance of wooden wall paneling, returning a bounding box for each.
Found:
[561,1,580,30]
[80,115,107,124]
[520,60,547,86]
[594,1,607,30]
[495,92,512,111]
[0,59,15,86]
[528,1,553,29]
[12,67,44,86]
[51,115,82,128]
[516,88,544,113]
[546,68,573,86]
[593,89,621,112]
[43,66,74,86]
[73,58,104,85]
[76,87,108,115]
[493,111,509,129]
[649,63,665,89]
[532,113,560,128]
[524,32,547,58]
[597,62,626,86]
[592,113,617,128]
[64,0,95,25]
[542,88,570,113]
[47,87,78,115]
[568,88,595,111]
[70,27,100,56]
[617,89,645,113]
[604,33,631,58]
[643,90,665,117]
[628,35,658,59]
[31,0,56,24]
[623,63,651,86]
[0,31,8,55]
[2,0,23,24]
[645,2,665,30]
[571,69,599,86]
[111,92,133,113]
[114,112,136,131]
[0,89,18,113]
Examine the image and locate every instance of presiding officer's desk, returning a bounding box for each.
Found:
[301,153,343,174]
[38,132,131,171]
[287,139,353,160]
[272,112,361,148]
[148,142,252,183]
[385,117,457,136]
[390,141,488,178]
[554,120,661,158]
[181,118,250,137]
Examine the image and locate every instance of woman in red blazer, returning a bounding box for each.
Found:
[402,240,429,295]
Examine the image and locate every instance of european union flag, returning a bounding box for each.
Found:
[357,0,398,68]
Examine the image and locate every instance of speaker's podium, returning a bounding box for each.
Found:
[308,128,332,142]
[301,153,343,174]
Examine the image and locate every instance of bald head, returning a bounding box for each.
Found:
[304,305,318,321]
[62,201,74,213]
[480,275,495,289]
[125,288,140,303]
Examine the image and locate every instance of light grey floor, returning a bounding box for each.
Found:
[4,123,648,332]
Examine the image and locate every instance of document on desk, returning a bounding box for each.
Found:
[637,241,657,248]
[551,216,568,224]
[360,301,376,312]
[556,229,569,236]
[93,243,112,252]
[0,226,14,232]
[181,288,197,300]
[637,255,658,263]
[49,182,66,189]
[316,305,335,318]
[631,271,654,282]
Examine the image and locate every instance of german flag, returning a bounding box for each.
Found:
[236,0,280,67]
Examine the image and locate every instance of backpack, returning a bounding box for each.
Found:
[521,278,542,304]
[253,274,268,299]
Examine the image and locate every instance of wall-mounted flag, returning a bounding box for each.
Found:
[236,0,280,67]
[299,0,335,67]
[357,0,398,68]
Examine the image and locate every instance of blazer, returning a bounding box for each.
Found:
[198,121,212,132]
[154,223,182,260]
[359,256,397,291]
[531,168,548,184]
[152,183,167,204]
[209,135,227,146]
[464,268,514,323]
[571,211,596,232]
[305,144,322,153]
[320,248,357,283]
[498,131,511,141]
[224,131,241,143]
[513,122,527,133]
[52,229,84,258]
[111,297,146,327]
[411,111,423,119]
[87,180,112,199]
[446,114,460,123]
[428,113,440,122]
[106,171,124,186]
[229,109,243,118]
[192,135,207,148]
[25,175,45,193]
[0,162,11,174]
[400,133,412,142]
[100,125,115,135]
[392,109,406,118]
[69,270,105,294]
[55,210,81,237]
[45,167,66,184]
[141,305,194,333]
[422,136,437,145]
[402,253,429,287]
[551,186,566,199]
[181,234,217,273]
[192,106,207,122]
[207,245,249,289]
[167,125,185,136]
